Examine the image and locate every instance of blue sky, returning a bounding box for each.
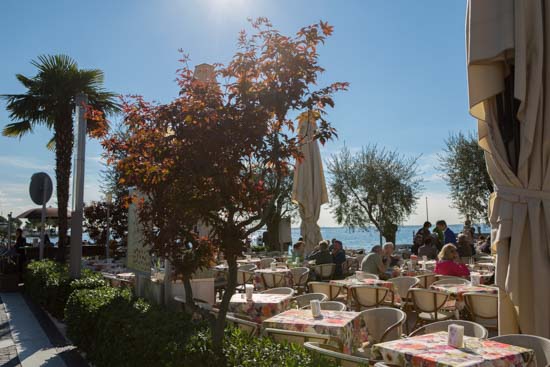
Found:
[0,0,475,226]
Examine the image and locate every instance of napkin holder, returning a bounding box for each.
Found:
[245,284,254,301]
[270,262,277,271]
[310,300,322,318]
[448,324,464,348]
[471,273,481,286]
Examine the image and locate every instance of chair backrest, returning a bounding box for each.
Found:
[388,276,419,299]
[303,301,347,311]
[290,267,310,287]
[341,258,356,277]
[409,288,450,315]
[308,282,342,300]
[304,342,371,367]
[313,264,336,280]
[265,328,330,345]
[237,269,255,286]
[261,272,287,289]
[260,258,276,269]
[463,292,498,319]
[415,274,437,288]
[360,307,406,343]
[293,293,328,308]
[355,272,379,280]
[350,286,390,310]
[432,277,470,286]
[410,320,488,338]
[226,314,259,337]
[239,264,257,272]
[261,287,294,296]
[490,334,550,367]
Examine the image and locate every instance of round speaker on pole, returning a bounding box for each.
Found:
[29,172,53,205]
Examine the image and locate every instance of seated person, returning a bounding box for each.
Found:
[306,240,333,265]
[291,241,305,263]
[456,234,473,258]
[417,236,438,260]
[382,242,401,267]
[360,245,389,280]
[476,235,491,254]
[434,244,470,278]
[331,240,346,277]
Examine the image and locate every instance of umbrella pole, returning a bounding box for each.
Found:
[39,175,48,260]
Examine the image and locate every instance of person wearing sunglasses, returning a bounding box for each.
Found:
[434,243,470,277]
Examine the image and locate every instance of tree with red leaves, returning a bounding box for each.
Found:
[104,18,347,355]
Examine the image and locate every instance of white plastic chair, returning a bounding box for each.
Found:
[463,292,498,330]
[260,271,287,289]
[409,288,454,330]
[312,263,336,281]
[290,267,310,293]
[236,267,256,292]
[226,313,260,337]
[303,301,347,311]
[260,257,276,269]
[304,342,371,367]
[349,286,390,311]
[432,277,470,286]
[490,334,550,367]
[261,287,294,296]
[359,307,406,344]
[388,276,419,308]
[265,328,331,345]
[239,264,257,272]
[410,320,488,338]
[354,272,380,280]
[308,281,344,301]
[293,293,328,308]
[415,273,437,288]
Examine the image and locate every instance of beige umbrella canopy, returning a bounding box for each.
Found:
[292,111,329,253]
[467,0,550,337]
[17,207,71,220]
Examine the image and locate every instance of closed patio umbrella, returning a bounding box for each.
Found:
[292,111,329,253]
[467,0,550,337]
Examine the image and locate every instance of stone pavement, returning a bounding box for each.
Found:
[0,297,20,367]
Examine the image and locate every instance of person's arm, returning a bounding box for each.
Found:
[455,262,470,277]
[376,255,386,273]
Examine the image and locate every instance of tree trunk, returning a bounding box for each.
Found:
[182,276,196,313]
[382,222,398,244]
[211,250,237,362]
[265,218,281,251]
[55,116,74,263]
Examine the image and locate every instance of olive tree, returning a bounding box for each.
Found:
[328,145,423,243]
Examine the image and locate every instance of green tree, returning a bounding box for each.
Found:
[2,55,119,261]
[263,170,297,251]
[328,146,423,243]
[438,131,493,223]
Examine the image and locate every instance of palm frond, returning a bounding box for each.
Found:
[2,120,33,138]
[46,136,56,151]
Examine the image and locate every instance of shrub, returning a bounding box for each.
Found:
[24,260,107,319]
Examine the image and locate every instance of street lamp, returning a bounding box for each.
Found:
[377,193,383,246]
[105,192,112,260]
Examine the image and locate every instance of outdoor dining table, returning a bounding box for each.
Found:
[430,283,498,314]
[228,292,292,323]
[330,278,401,306]
[237,258,262,267]
[372,331,534,367]
[253,268,293,289]
[262,309,368,354]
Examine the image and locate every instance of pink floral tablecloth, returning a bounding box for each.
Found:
[430,284,498,303]
[228,293,292,323]
[372,331,533,367]
[254,268,293,290]
[330,278,401,305]
[262,309,368,354]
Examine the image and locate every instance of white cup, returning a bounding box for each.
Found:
[245,284,254,301]
[310,300,321,318]
[270,262,277,271]
[471,273,481,286]
[246,254,252,261]
[422,255,428,262]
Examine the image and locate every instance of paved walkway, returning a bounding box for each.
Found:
[0,292,88,367]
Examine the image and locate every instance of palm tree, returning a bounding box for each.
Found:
[2,54,119,261]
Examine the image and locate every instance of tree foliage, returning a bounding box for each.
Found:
[438,131,493,223]
[104,18,346,355]
[2,54,119,261]
[328,145,423,243]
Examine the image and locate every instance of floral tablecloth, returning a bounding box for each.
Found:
[372,331,533,367]
[330,278,400,305]
[430,284,498,303]
[237,258,262,267]
[254,268,293,289]
[228,293,292,323]
[262,309,368,354]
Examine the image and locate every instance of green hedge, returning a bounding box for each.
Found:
[65,286,334,367]
[24,260,107,319]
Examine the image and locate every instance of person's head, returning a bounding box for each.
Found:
[319,240,329,251]
[478,235,486,242]
[293,241,303,251]
[423,236,432,246]
[423,221,432,229]
[371,245,382,254]
[457,233,468,246]
[15,228,22,238]
[383,242,394,255]
[331,238,337,244]
[333,240,343,251]
[298,237,303,242]
[438,244,458,261]
[436,220,447,230]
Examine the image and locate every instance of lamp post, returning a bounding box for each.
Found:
[7,212,12,247]
[105,192,112,260]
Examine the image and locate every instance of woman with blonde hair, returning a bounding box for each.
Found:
[434,244,470,277]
